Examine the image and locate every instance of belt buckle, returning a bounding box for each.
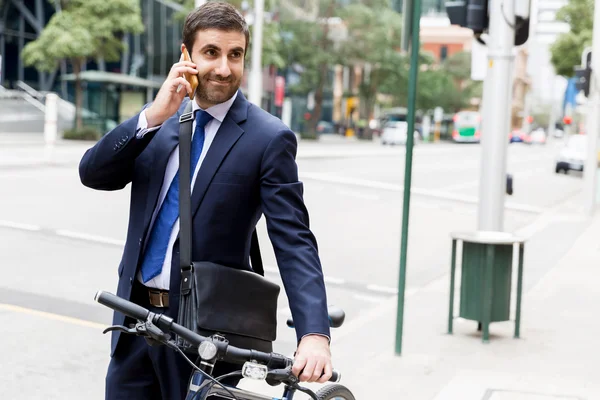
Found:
[148,288,168,308]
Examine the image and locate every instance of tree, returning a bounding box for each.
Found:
[338,1,407,120]
[550,0,594,77]
[21,0,143,130]
[443,51,472,84]
[172,0,285,68]
[278,0,338,135]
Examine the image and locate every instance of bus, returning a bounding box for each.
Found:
[452,111,481,143]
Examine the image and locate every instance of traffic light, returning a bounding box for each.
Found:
[445,0,530,45]
[466,0,489,34]
[574,49,592,97]
[575,66,591,97]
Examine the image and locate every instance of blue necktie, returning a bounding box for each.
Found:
[140,110,213,283]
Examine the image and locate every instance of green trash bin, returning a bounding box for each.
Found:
[447,231,526,343]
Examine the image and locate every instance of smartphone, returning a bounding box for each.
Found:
[181,48,198,98]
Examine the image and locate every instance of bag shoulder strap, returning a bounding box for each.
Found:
[177,100,264,277]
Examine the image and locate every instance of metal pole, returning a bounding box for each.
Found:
[477,0,515,232]
[248,0,264,106]
[583,0,600,215]
[395,0,421,356]
[401,0,414,52]
[44,93,58,161]
[194,0,206,7]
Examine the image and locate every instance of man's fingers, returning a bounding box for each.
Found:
[310,359,326,383]
[172,66,198,77]
[291,355,307,378]
[317,361,333,384]
[299,358,317,382]
[168,62,197,79]
[173,77,192,96]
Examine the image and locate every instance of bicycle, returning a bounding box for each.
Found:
[95,291,356,400]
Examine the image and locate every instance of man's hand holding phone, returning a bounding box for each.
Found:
[145,52,198,128]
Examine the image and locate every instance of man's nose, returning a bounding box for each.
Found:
[215,56,231,78]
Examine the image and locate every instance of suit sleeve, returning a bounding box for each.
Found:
[260,129,331,343]
[79,105,158,191]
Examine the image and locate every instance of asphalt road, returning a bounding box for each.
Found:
[0,136,587,399]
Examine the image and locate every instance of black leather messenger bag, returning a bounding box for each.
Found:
[176,101,280,353]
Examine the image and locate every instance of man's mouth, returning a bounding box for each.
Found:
[208,79,230,86]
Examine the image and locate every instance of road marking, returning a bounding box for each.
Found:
[0,220,41,231]
[299,172,545,214]
[366,284,399,295]
[55,229,126,246]
[324,276,346,285]
[0,303,105,329]
[0,223,397,299]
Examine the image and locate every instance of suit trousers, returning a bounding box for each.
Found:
[105,280,241,400]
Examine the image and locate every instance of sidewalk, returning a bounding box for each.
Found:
[0,133,91,169]
[0,133,452,170]
[326,211,600,399]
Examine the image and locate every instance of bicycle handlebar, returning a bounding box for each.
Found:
[94,290,340,382]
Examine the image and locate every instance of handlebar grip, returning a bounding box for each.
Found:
[330,370,341,383]
[95,290,149,321]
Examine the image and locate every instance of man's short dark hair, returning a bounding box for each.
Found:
[183,1,250,55]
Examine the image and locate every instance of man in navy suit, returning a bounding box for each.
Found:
[79,2,332,399]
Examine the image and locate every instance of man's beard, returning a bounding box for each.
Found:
[195,74,241,106]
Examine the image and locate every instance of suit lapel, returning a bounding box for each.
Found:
[190,91,249,218]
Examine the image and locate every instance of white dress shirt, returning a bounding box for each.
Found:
[135,92,238,290]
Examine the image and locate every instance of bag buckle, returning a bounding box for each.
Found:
[181,264,193,295]
[179,112,194,123]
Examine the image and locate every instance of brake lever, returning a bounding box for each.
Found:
[137,319,171,346]
[265,367,318,399]
[266,367,297,387]
[101,317,171,347]
[102,324,136,335]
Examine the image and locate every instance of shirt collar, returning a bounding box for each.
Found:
[191,91,238,123]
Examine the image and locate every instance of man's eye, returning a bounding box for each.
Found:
[206,50,217,56]
[231,52,242,59]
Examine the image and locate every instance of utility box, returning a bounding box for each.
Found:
[448,231,526,342]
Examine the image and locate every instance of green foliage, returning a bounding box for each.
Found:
[21,0,143,129]
[21,0,144,72]
[172,0,285,68]
[62,127,102,141]
[329,2,407,117]
[443,51,472,82]
[279,17,337,95]
[550,0,594,77]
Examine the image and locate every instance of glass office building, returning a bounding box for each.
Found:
[1,0,196,130]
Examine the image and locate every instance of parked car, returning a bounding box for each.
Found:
[381,121,419,145]
[555,134,587,174]
[509,130,525,143]
[525,128,547,145]
[316,121,335,134]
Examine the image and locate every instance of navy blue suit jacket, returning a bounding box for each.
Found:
[79,91,330,355]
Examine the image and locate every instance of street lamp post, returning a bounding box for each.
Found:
[248,0,264,106]
[477,0,515,232]
[584,0,600,215]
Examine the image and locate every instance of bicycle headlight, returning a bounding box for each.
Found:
[242,361,268,380]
